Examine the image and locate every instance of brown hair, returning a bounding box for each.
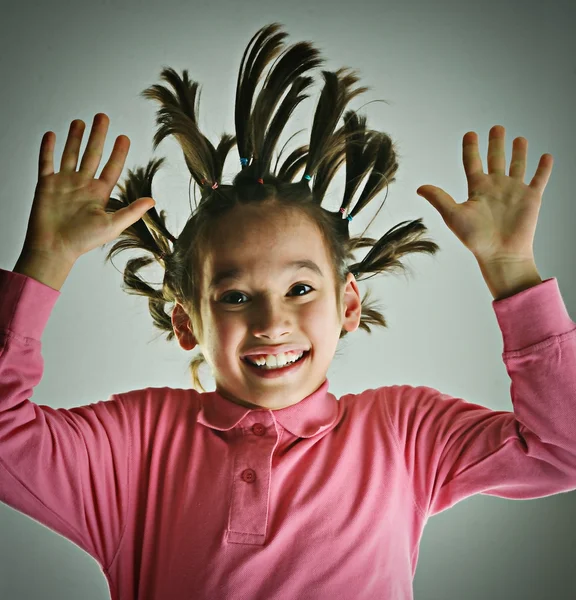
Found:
[102,23,440,392]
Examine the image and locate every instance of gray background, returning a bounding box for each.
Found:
[1,0,575,598]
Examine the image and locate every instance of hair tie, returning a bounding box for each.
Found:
[340,207,353,222]
[199,178,218,189]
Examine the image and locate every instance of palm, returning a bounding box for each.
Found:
[27,173,118,259]
[447,171,542,262]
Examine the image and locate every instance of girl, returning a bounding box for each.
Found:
[1,22,574,600]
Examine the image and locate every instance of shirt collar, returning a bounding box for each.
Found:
[197,379,339,438]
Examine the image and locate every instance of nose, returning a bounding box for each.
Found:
[248,299,294,339]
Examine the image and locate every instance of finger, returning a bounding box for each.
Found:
[60,119,86,173]
[529,154,554,195]
[487,125,506,175]
[38,131,55,179]
[462,131,484,179]
[78,113,110,178]
[111,197,154,236]
[509,137,527,181]
[99,135,131,190]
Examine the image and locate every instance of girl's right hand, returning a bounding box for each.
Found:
[22,113,156,263]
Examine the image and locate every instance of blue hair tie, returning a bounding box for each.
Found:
[339,207,353,222]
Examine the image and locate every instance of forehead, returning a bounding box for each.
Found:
[212,204,325,253]
[205,206,329,287]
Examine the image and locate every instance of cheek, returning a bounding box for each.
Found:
[308,296,339,321]
[209,316,245,356]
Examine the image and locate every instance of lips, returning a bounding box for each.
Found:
[242,349,310,377]
[242,349,309,365]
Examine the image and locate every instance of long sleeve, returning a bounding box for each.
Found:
[0,268,130,574]
[382,277,576,518]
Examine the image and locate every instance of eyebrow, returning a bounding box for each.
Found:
[209,259,324,290]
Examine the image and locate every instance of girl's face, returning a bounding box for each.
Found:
[172,204,362,410]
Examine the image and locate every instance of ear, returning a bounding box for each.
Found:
[341,272,362,333]
[171,302,199,351]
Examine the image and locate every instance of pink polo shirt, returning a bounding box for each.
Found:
[1,267,576,600]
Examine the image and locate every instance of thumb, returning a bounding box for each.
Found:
[130,197,156,219]
[417,186,457,220]
[137,197,156,212]
[111,197,156,233]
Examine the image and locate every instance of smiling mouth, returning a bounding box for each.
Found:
[242,350,310,370]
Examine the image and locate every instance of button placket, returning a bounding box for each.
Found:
[227,416,275,544]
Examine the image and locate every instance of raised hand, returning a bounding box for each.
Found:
[23,113,155,264]
[417,125,554,265]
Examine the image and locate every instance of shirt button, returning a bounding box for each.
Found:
[241,469,256,483]
[252,423,265,436]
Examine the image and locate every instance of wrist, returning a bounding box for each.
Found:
[13,249,76,292]
[477,258,542,301]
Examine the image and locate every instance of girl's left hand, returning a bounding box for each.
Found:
[417,125,554,264]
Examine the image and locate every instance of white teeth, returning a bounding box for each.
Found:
[245,351,305,368]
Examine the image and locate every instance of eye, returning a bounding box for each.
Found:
[220,284,314,305]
